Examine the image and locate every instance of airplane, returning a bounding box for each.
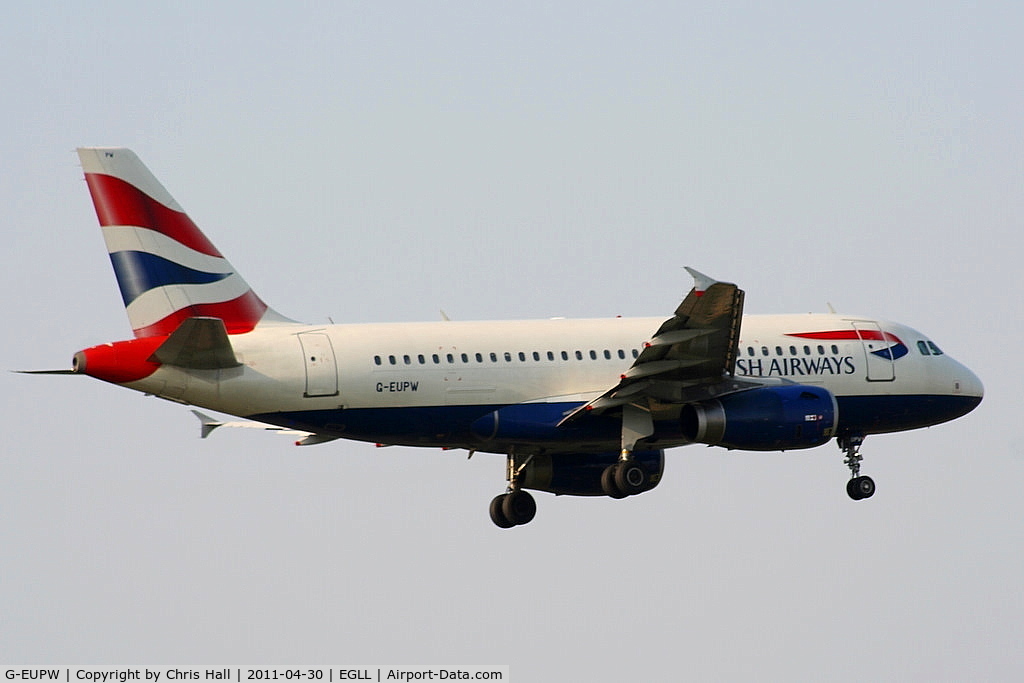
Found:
[29,147,984,528]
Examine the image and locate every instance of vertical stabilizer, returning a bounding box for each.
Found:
[78,147,290,337]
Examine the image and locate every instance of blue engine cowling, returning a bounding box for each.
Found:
[520,450,665,496]
[679,385,838,451]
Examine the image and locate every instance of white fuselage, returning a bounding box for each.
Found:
[119,313,983,453]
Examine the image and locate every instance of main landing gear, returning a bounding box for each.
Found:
[600,457,649,498]
[489,451,537,528]
[839,435,876,501]
[601,402,654,498]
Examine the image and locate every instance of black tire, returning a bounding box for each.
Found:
[854,475,875,499]
[614,460,648,496]
[846,476,875,500]
[601,464,628,498]
[489,494,516,528]
[502,489,537,526]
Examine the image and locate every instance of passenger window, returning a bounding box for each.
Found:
[775,346,782,356]
[761,346,769,356]
[789,346,797,355]
[604,350,611,360]
[928,341,944,356]
[461,353,468,363]
[618,349,626,359]
[747,346,755,356]
[518,352,526,362]
[547,351,555,361]
[575,351,583,361]
[445,353,453,363]
[417,354,425,364]
[590,350,597,360]
[561,351,569,361]
[803,346,811,355]
[403,355,411,365]
[533,351,540,361]
[374,355,382,366]
[831,345,838,354]
[490,352,498,362]
[389,355,397,365]
[632,349,639,359]
[475,353,483,363]
[504,352,512,362]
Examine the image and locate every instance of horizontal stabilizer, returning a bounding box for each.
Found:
[150,317,241,369]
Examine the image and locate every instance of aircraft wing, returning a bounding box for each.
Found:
[560,267,758,425]
[191,410,338,446]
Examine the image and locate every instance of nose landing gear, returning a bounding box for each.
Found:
[839,435,875,500]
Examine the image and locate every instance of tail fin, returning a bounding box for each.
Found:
[78,147,290,338]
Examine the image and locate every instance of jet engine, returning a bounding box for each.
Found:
[680,385,838,451]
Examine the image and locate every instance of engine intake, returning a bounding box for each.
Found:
[680,385,838,451]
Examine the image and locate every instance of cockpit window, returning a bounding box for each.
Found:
[928,341,944,356]
[917,341,931,356]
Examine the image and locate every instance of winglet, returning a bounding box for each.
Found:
[684,267,718,296]
[191,409,222,438]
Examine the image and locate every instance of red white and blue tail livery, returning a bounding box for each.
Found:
[79,148,285,337]
[30,147,984,528]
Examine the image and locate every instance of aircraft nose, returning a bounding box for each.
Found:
[949,362,984,422]
[957,365,984,400]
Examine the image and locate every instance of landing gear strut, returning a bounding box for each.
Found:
[839,435,875,500]
[489,450,537,528]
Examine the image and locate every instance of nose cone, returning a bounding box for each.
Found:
[951,361,984,419]
[960,367,984,400]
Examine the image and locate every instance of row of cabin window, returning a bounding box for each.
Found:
[374,348,641,367]
[746,344,840,357]
[744,340,946,358]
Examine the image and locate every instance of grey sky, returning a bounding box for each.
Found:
[2,2,1021,680]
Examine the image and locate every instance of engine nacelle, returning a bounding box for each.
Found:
[520,450,665,496]
[680,385,838,451]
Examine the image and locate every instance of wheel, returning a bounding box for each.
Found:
[489,494,515,528]
[502,489,537,526]
[846,476,875,500]
[601,464,628,498]
[855,475,875,499]
[614,460,648,496]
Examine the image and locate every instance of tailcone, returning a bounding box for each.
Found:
[73,337,164,384]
